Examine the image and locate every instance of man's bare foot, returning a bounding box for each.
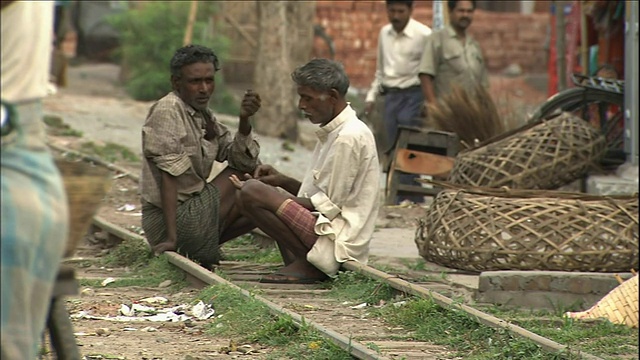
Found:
[275,258,327,280]
[152,241,177,256]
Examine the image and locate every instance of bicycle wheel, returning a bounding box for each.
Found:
[529,87,625,166]
[47,297,81,360]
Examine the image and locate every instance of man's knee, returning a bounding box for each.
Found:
[238,179,265,207]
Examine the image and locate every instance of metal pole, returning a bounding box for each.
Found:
[580,1,589,75]
[624,0,639,165]
[556,1,567,91]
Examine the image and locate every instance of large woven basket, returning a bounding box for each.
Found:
[56,160,111,258]
[448,112,606,190]
[565,274,638,328]
[415,183,638,272]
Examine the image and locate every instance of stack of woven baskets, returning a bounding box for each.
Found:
[415,112,639,273]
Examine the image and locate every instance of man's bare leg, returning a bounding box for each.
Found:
[212,167,256,244]
[237,180,326,279]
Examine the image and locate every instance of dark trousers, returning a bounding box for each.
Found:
[383,86,425,203]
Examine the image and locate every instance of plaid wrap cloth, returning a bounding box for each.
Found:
[276,199,318,248]
[1,101,68,359]
[142,182,222,267]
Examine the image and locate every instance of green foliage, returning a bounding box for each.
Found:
[107,2,238,114]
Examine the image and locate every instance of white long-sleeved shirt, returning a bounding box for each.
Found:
[298,105,380,276]
[365,18,432,103]
[1,1,53,103]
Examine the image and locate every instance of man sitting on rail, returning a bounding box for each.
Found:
[229,59,380,284]
[141,45,262,269]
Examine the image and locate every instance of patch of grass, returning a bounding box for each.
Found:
[480,305,640,359]
[79,141,139,163]
[197,284,352,359]
[102,239,152,269]
[325,271,636,359]
[221,234,283,264]
[329,271,398,305]
[371,297,564,359]
[82,256,186,289]
[42,114,83,137]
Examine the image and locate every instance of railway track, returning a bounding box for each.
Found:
[52,144,604,360]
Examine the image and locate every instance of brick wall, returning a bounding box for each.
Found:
[314,1,551,89]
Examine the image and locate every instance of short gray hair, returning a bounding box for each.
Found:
[291,59,350,97]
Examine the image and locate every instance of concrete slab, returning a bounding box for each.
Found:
[476,270,635,310]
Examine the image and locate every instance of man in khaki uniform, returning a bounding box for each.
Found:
[419,0,488,104]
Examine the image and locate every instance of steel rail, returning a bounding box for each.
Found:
[53,143,604,360]
[88,219,389,360]
[342,261,603,360]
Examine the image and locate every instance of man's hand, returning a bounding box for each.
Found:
[363,102,374,118]
[152,241,177,256]
[253,164,281,186]
[239,90,261,119]
[229,173,247,189]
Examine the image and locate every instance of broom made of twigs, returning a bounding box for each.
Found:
[426,84,513,150]
[55,159,112,258]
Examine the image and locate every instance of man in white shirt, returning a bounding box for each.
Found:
[364,0,431,203]
[229,59,380,283]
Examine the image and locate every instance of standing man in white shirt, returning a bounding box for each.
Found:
[364,0,432,203]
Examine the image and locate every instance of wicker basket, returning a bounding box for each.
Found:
[56,160,111,258]
[448,112,606,190]
[565,274,638,328]
[415,183,639,273]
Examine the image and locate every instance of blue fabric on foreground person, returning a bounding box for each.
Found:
[1,2,69,359]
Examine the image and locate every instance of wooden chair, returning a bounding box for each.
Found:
[385,126,459,205]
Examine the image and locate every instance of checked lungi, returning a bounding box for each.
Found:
[276,199,319,248]
[142,182,222,267]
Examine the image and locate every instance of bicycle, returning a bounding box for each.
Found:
[528,74,626,168]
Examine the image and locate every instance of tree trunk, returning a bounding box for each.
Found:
[254,1,316,141]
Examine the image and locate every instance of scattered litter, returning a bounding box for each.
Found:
[140,296,168,305]
[141,326,158,332]
[351,303,368,309]
[84,355,125,360]
[117,203,136,212]
[341,301,351,305]
[101,277,116,287]
[72,302,209,323]
[95,328,111,336]
[191,301,215,320]
[386,212,402,219]
[73,332,90,336]
[392,301,407,308]
[122,327,137,331]
[119,304,134,317]
[81,288,95,296]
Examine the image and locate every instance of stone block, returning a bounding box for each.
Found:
[477,271,633,310]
